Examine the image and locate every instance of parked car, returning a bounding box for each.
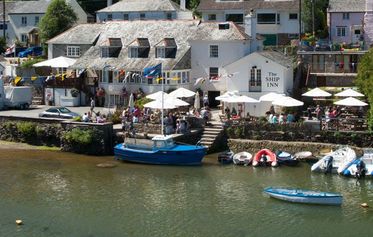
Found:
[39,107,80,119]
[18,46,43,58]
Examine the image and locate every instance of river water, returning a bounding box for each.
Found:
[0,149,372,237]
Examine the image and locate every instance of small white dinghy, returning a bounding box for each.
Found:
[233,152,253,165]
[311,146,357,174]
[264,187,343,205]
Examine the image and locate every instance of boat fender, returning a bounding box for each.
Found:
[16,219,23,225]
[271,161,278,167]
[252,161,259,167]
[343,169,351,177]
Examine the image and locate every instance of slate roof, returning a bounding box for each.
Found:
[97,0,184,13]
[8,0,51,14]
[0,2,17,21]
[256,50,292,68]
[328,0,366,12]
[197,0,300,13]
[50,20,249,71]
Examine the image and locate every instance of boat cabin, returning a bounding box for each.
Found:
[124,135,176,150]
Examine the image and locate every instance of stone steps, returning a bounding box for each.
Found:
[200,122,224,151]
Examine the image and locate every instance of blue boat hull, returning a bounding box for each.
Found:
[114,143,206,165]
[264,187,343,205]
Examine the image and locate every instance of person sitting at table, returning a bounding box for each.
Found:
[286,112,295,123]
[279,113,286,124]
[272,114,279,124]
[225,107,231,120]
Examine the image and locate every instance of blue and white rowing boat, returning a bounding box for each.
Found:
[264,187,343,205]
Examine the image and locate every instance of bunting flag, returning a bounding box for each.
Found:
[14,76,22,85]
[31,76,38,81]
[172,76,180,81]
[143,63,162,78]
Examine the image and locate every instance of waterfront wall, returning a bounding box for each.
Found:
[0,116,113,155]
[228,139,364,156]
[225,122,373,148]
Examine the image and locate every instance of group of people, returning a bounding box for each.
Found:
[267,112,298,124]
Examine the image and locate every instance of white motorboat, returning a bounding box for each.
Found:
[233,152,253,165]
[342,149,373,178]
[311,146,357,174]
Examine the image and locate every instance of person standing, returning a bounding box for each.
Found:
[203,94,209,107]
[90,97,95,113]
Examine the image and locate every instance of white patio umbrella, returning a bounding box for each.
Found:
[144,99,176,109]
[272,96,304,107]
[194,92,200,109]
[335,88,365,97]
[259,92,285,102]
[215,91,239,100]
[172,97,190,107]
[33,56,76,68]
[334,97,368,106]
[222,95,259,103]
[169,88,196,98]
[128,93,134,109]
[146,91,170,100]
[302,88,332,97]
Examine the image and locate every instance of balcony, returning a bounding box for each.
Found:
[307,62,358,76]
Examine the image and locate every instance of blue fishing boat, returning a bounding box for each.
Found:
[114,135,206,165]
[264,187,343,205]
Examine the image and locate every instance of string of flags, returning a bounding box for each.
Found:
[9,73,69,86]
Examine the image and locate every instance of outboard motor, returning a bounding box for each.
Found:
[260,154,267,166]
[325,156,334,174]
[356,160,366,179]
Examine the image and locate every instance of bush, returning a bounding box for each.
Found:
[108,110,121,124]
[134,97,151,110]
[62,127,105,155]
[16,122,36,139]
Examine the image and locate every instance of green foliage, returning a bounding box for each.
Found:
[108,110,122,124]
[356,48,373,130]
[135,97,152,110]
[39,0,77,43]
[16,122,36,138]
[63,128,93,145]
[0,37,6,54]
[20,57,45,69]
[301,0,328,37]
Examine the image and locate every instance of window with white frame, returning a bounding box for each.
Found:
[209,45,218,58]
[249,67,261,92]
[21,34,28,42]
[67,46,80,57]
[337,26,346,37]
[35,16,39,25]
[342,13,349,20]
[209,67,219,80]
[107,14,113,21]
[257,13,280,24]
[21,16,27,25]
[166,13,172,20]
[140,13,145,20]
[123,14,129,20]
[129,47,138,58]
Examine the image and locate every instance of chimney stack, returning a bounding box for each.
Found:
[180,0,186,11]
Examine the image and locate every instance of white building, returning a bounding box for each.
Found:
[6,0,87,46]
[197,0,300,46]
[46,20,254,107]
[220,51,293,116]
[96,0,193,23]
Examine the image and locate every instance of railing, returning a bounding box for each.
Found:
[308,63,358,74]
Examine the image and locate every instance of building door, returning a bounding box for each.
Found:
[208,91,220,108]
[352,28,362,44]
[262,34,277,46]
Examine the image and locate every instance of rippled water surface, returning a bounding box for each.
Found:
[0,149,372,237]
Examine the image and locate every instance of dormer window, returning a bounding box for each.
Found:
[218,23,230,30]
[101,38,122,58]
[155,38,177,58]
[128,38,150,58]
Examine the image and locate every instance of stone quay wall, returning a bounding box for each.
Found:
[0,115,113,155]
[228,139,364,157]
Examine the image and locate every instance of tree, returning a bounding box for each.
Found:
[355,48,373,130]
[301,0,329,38]
[39,0,77,43]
